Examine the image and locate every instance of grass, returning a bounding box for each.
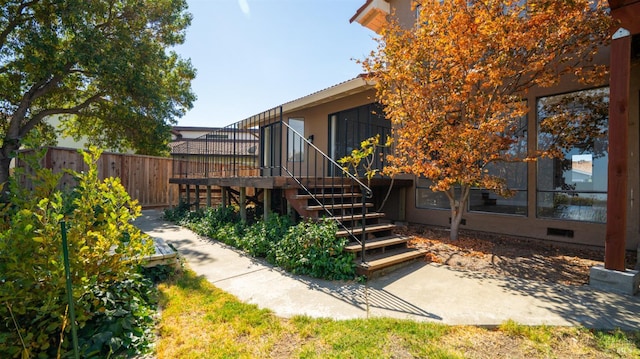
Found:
[156,268,640,358]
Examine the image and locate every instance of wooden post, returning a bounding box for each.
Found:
[185,184,191,208]
[206,186,212,208]
[221,186,228,209]
[605,29,631,271]
[263,189,271,221]
[398,187,406,222]
[240,187,247,222]
[195,185,200,210]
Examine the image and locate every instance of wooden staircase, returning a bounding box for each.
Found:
[285,181,426,277]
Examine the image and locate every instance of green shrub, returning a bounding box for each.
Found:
[0,147,155,358]
[275,219,355,280]
[164,208,356,280]
[76,273,157,358]
[237,214,292,260]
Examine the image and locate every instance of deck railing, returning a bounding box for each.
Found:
[171,107,282,178]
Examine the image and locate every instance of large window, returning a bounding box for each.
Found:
[416,177,461,210]
[329,103,391,175]
[537,88,609,223]
[469,112,528,216]
[287,118,304,162]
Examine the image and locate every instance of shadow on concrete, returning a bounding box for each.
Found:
[296,276,442,321]
[454,268,640,330]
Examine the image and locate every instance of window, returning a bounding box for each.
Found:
[287,118,304,162]
[469,110,528,216]
[416,177,459,210]
[329,103,391,175]
[537,88,609,222]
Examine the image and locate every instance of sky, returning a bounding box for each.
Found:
[172,0,379,128]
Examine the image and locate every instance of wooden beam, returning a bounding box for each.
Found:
[240,187,247,222]
[605,32,631,271]
[195,185,200,210]
[611,1,640,35]
[221,186,228,209]
[263,189,272,221]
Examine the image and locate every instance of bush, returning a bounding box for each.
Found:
[237,214,292,260]
[275,219,355,280]
[164,207,356,281]
[0,147,155,358]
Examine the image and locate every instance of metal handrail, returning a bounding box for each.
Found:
[281,121,371,262]
[281,122,373,197]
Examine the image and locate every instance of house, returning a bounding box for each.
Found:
[170,0,640,277]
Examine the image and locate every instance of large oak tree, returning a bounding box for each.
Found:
[363,0,612,240]
[0,0,196,188]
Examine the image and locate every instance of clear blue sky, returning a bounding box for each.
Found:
[173,0,378,128]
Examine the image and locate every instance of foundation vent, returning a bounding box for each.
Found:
[547,227,574,238]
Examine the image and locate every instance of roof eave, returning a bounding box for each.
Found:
[349,0,389,34]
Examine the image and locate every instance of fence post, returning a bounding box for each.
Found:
[60,221,80,359]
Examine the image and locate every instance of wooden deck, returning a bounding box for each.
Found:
[169,176,413,190]
[144,237,179,268]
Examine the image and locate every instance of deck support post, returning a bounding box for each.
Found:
[195,185,200,210]
[168,185,173,209]
[185,185,191,208]
[398,187,406,222]
[221,186,228,209]
[287,202,295,222]
[206,186,212,208]
[240,187,247,222]
[264,189,272,220]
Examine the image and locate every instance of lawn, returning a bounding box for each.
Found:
[155,268,640,358]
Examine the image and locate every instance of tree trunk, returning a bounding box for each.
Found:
[0,141,19,198]
[447,186,470,241]
[449,204,462,241]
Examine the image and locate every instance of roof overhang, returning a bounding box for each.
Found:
[349,0,389,34]
[235,76,376,130]
[281,76,375,115]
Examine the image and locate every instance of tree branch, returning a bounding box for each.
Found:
[0,0,40,53]
[18,92,105,139]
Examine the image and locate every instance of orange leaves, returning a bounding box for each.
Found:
[364,0,611,197]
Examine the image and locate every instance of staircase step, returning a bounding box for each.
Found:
[336,223,395,237]
[344,235,412,253]
[300,182,355,188]
[295,192,362,200]
[324,212,386,223]
[306,203,373,211]
[356,248,428,275]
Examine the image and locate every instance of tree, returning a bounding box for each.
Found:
[0,0,196,190]
[362,0,612,240]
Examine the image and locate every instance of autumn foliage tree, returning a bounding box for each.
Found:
[362,0,612,240]
[0,0,196,190]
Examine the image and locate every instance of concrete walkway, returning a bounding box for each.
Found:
[135,210,640,330]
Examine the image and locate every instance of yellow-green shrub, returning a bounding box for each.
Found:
[0,147,154,358]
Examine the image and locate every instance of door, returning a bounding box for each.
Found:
[260,122,282,176]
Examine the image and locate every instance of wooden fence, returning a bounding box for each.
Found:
[16,147,178,209]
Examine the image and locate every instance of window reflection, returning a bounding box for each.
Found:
[537,87,609,222]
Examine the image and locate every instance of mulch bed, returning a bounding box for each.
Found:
[399,224,638,286]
